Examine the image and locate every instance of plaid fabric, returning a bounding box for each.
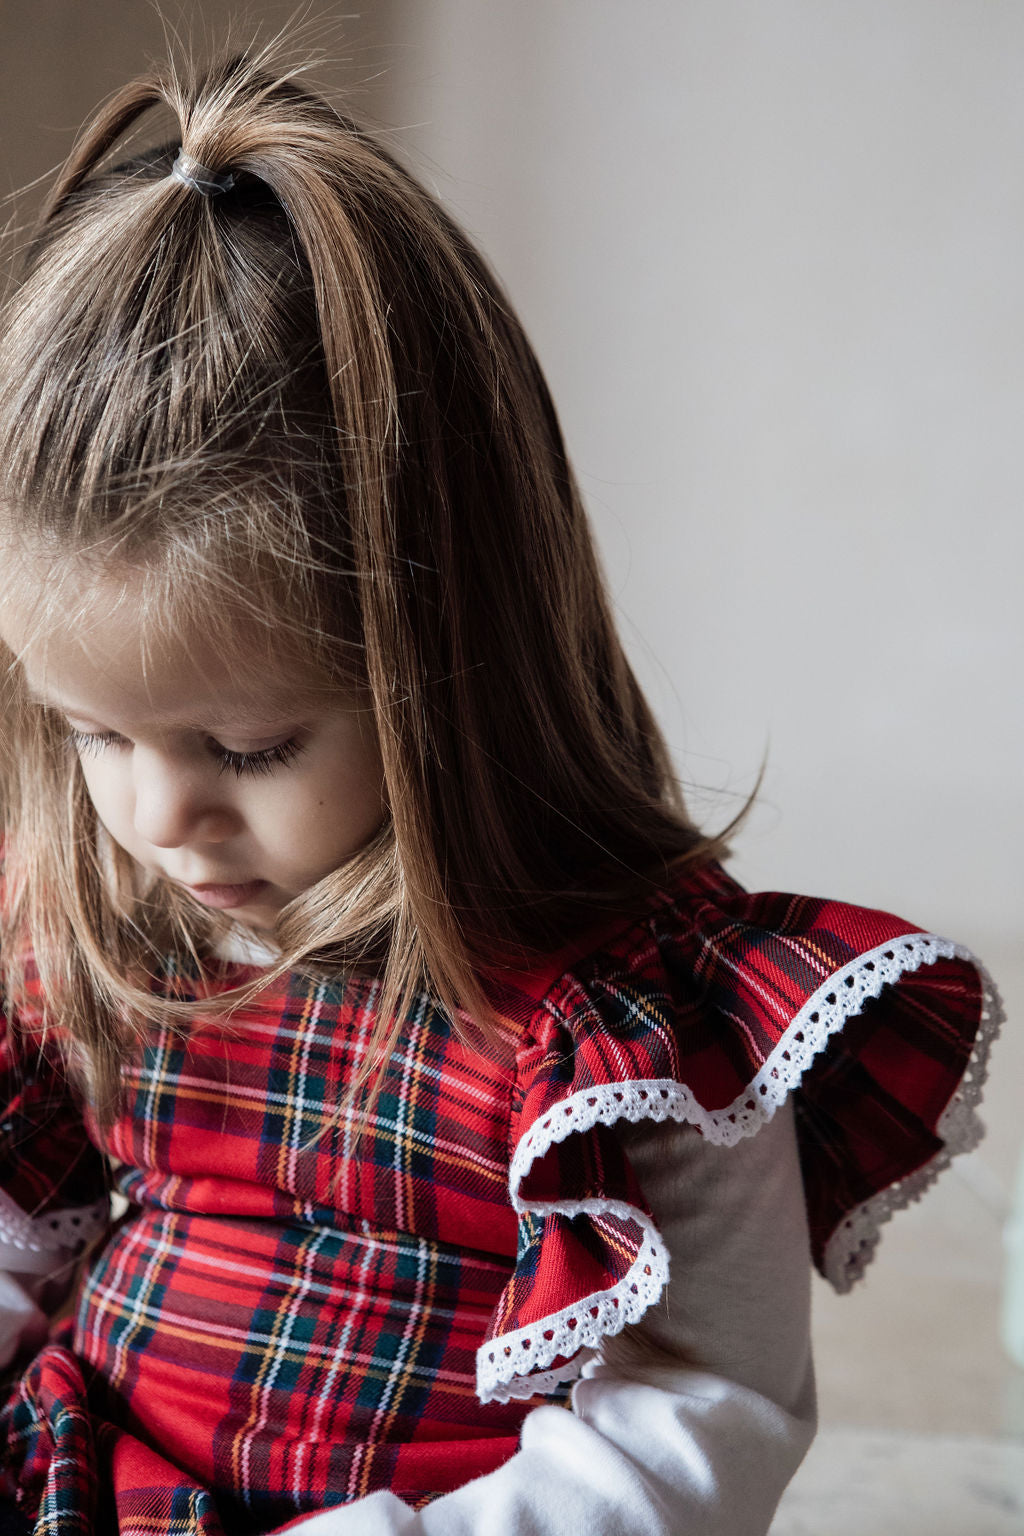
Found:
[0,859,991,1532]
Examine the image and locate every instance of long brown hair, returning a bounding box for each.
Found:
[0,44,723,1118]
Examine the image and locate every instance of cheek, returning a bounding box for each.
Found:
[337,740,388,830]
[277,753,386,863]
[77,758,133,838]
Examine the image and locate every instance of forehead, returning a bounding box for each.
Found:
[0,553,325,727]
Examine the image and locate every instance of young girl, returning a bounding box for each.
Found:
[0,46,1000,1536]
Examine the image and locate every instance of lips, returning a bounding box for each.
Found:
[181,880,268,910]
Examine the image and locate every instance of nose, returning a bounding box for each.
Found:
[131,746,240,848]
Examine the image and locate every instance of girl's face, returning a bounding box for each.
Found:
[0,569,387,934]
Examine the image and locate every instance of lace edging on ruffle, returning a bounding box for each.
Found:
[477,933,1000,1402]
[477,1207,667,1404]
[821,942,1002,1292]
[0,1184,110,1262]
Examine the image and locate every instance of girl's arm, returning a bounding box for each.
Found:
[277,1098,815,1536]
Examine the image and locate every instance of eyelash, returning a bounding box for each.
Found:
[65,729,306,778]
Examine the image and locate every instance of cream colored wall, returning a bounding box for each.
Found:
[385,1,1023,952]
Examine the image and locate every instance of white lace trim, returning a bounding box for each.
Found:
[477,933,1000,1401]
[821,943,1003,1292]
[478,1209,668,1404]
[0,1184,109,1257]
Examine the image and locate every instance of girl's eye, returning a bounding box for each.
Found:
[66,728,306,777]
[214,738,306,777]
[66,727,127,757]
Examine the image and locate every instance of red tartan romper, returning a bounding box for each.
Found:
[0,859,998,1535]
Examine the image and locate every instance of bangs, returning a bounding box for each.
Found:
[0,501,369,711]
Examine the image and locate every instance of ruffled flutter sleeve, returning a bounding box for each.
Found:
[0,965,109,1359]
[477,863,1000,1404]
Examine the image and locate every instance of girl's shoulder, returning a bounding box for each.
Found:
[485,856,1000,1291]
[487,853,996,1066]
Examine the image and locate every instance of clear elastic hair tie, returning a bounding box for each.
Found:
[171,148,236,197]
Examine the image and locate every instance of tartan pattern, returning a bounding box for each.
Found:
[0,859,990,1531]
[473,870,989,1395]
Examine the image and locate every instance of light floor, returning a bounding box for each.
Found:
[771,1428,1024,1535]
[771,944,1024,1533]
